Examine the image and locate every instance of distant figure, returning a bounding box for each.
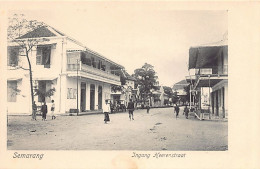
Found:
[103,100,110,124]
[127,99,135,121]
[184,105,189,119]
[146,103,150,114]
[110,101,114,114]
[41,101,48,121]
[175,104,180,119]
[32,101,37,120]
[51,100,56,120]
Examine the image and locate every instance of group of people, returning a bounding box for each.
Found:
[32,100,56,121]
[174,104,189,119]
[103,99,135,124]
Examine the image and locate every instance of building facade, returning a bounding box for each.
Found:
[7,26,124,114]
[187,36,228,119]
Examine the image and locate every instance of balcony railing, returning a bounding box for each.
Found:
[196,66,228,76]
[67,61,120,82]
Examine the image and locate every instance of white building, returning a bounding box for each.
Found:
[7,25,124,115]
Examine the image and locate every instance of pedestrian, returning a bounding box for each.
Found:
[51,100,56,120]
[127,99,135,121]
[175,104,180,119]
[103,100,110,124]
[184,105,189,119]
[41,101,48,121]
[146,103,150,114]
[32,101,37,120]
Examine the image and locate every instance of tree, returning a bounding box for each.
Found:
[8,14,48,119]
[133,63,158,103]
[171,91,179,104]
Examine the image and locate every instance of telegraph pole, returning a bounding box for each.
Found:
[77,59,79,116]
[208,75,211,119]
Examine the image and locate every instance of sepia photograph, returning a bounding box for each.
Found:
[0,1,259,169]
[6,7,228,151]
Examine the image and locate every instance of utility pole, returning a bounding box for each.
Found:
[189,85,192,109]
[77,59,79,116]
[208,75,211,119]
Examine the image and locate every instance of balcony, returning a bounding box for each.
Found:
[67,61,121,84]
[196,65,228,76]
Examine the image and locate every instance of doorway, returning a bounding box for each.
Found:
[90,84,95,110]
[216,91,219,116]
[80,82,86,112]
[98,86,102,109]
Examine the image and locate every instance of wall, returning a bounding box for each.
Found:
[65,77,111,112]
[212,80,228,118]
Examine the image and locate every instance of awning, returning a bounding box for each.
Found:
[7,78,22,81]
[33,77,57,81]
[193,75,228,88]
[189,39,228,69]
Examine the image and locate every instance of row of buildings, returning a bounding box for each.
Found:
[7,25,172,115]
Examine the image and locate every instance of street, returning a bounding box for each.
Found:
[7,107,228,151]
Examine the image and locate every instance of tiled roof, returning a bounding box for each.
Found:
[18,26,58,39]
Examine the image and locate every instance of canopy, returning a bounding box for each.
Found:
[189,39,228,69]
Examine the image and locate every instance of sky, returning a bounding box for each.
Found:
[10,3,227,86]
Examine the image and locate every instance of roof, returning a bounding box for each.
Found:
[174,79,189,85]
[189,39,228,69]
[16,25,124,69]
[18,26,63,39]
[125,72,136,81]
[172,80,189,90]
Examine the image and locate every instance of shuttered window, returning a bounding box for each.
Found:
[7,81,17,102]
[7,47,19,66]
[36,45,51,67]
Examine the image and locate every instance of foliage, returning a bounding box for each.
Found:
[8,13,49,119]
[8,14,45,40]
[163,86,173,97]
[111,85,125,94]
[133,63,158,101]
[171,91,179,104]
[34,88,56,102]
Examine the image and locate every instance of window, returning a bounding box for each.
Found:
[7,47,19,66]
[91,57,96,68]
[7,81,17,102]
[67,88,76,99]
[36,45,51,67]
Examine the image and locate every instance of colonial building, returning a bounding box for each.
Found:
[7,25,124,114]
[111,70,138,107]
[186,34,228,119]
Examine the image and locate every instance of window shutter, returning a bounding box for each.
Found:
[7,47,10,66]
[36,47,42,65]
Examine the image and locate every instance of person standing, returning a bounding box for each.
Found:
[146,102,150,114]
[41,101,48,121]
[32,101,37,121]
[184,105,189,119]
[103,100,110,124]
[127,99,135,120]
[51,100,56,120]
[175,104,180,119]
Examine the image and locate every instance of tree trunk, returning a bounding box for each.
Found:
[25,48,35,119]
